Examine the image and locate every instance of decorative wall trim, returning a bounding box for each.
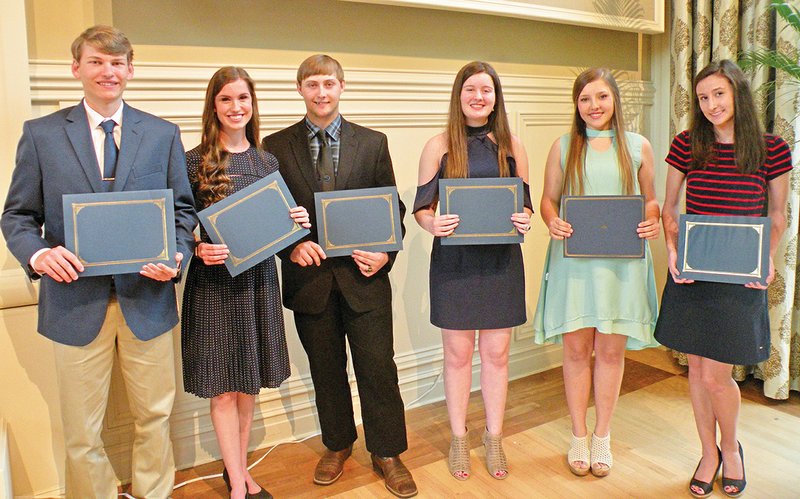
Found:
[342,0,665,34]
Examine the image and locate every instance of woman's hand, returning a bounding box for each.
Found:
[196,242,229,266]
[547,217,572,240]
[667,247,694,284]
[745,257,774,289]
[637,217,660,240]
[430,214,460,237]
[289,206,312,228]
[511,212,532,235]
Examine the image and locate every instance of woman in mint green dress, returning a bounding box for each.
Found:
[533,68,660,478]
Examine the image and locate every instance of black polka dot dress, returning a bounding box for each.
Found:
[181,145,290,399]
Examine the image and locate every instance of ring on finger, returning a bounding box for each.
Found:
[367,265,373,273]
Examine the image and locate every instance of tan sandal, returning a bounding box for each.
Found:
[482,428,508,479]
[590,432,613,477]
[568,433,590,476]
[448,430,470,480]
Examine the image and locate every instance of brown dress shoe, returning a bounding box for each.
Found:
[371,454,418,498]
[313,444,353,485]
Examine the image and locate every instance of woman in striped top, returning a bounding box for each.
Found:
[655,60,792,498]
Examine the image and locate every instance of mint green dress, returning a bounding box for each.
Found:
[532,130,659,350]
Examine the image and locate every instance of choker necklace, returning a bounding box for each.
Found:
[586,128,615,138]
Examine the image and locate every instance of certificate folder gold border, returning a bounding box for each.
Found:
[319,193,399,251]
[562,195,645,258]
[204,179,305,267]
[677,214,771,284]
[443,184,520,238]
[70,197,170,267]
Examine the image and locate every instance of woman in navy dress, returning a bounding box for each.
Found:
[655,60,792,498]
[414,61,532,481]
[182,66,311,499]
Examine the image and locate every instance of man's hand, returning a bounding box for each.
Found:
[352,250,389,277]
[140,253,183,281]
[290,241,326,267]
[33,246,84,283]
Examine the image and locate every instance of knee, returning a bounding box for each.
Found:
[479,346,509,369]
[564,343,592,364]
[594,347,625,366]
[444,347,474,371]
[699,372,731,395]
[211,391,238,409]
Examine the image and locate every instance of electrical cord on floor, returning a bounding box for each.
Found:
[115,367,445,495]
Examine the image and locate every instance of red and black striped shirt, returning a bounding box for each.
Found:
[666,130,793,216]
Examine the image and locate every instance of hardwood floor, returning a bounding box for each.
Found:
[168,348,800,498]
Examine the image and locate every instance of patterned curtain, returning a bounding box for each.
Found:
[670,0,800,399]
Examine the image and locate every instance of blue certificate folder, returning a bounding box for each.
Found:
[562,195,645,258]
[677,214,771,285]
[62,189,176,276]
[198,171,310,277]
[439,177,523,246]
[314,187,403,258]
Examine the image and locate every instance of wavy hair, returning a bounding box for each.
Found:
[195,67,261,208]
[563,68,634,196]
[444,61,512,179]
[690,59,765,174]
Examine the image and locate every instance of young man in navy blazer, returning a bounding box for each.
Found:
[263,55,416,498]
[1,26,196,498]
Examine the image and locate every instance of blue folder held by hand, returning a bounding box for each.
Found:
[198,171,310,277]
[562,195,644,258]
[62,189,176,276]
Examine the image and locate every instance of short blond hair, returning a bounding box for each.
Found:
[296,54,344,84]
[71,25,133,63]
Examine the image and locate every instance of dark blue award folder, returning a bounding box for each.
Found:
[439,177,524,246]
[314,187,403,258]
[62,189,176,276]
[677,214,771,285]
[198,171,310,277]
[562,195,644,258]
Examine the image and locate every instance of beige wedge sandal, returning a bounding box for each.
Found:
[590,432,613,477]
[568,433,590,476]
[482,428,508,479]
[448,430,470,480]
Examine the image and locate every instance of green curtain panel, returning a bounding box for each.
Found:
[670,0,800,399]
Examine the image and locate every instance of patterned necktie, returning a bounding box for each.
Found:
[100,119,118,180]
[316,129,335,192]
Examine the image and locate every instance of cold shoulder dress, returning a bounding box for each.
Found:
[413,125,531,330]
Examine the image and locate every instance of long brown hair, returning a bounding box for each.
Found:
[690,59,765,174]
[444,61,512,178]
[563,68,634,196]
[195,67,261,208]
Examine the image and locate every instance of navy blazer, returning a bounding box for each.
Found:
[1,102,197,346]
[263,118,405,315]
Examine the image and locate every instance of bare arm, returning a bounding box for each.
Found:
[636,137,660,240]
[662,166,692,283]
[746,172,789,289]
[539,138,572,239]
[413,134,459,237]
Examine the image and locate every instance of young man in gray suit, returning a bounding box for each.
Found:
[263,55,416,498]
[1,26,196,498]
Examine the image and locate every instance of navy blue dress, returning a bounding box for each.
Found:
[413,125,531,330]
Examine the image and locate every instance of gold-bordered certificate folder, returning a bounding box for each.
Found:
[439,177,524,246]
[314,186,403,258]
[562,195,645,258]
[198,171,310,277]
[62,189,176,276]
[676,214,770,285]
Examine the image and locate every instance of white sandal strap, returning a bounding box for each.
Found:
[590,433,613,468]
[568,433,590,465]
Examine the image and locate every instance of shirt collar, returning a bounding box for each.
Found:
[83,99,124,130]
[305,114,342,141]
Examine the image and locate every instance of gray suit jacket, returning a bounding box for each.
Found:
[1,102,197,346]
[263,118,405,315]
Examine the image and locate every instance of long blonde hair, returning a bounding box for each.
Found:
[563,68,634,196]
[444,61,512,179]
[195,67,261,208]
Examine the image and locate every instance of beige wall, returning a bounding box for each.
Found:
[1,0,668,496]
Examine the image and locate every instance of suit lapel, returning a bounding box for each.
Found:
[113,103,143,191]
[336,119,357,188]
[65,104,105,193]
[288,121,320,193]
